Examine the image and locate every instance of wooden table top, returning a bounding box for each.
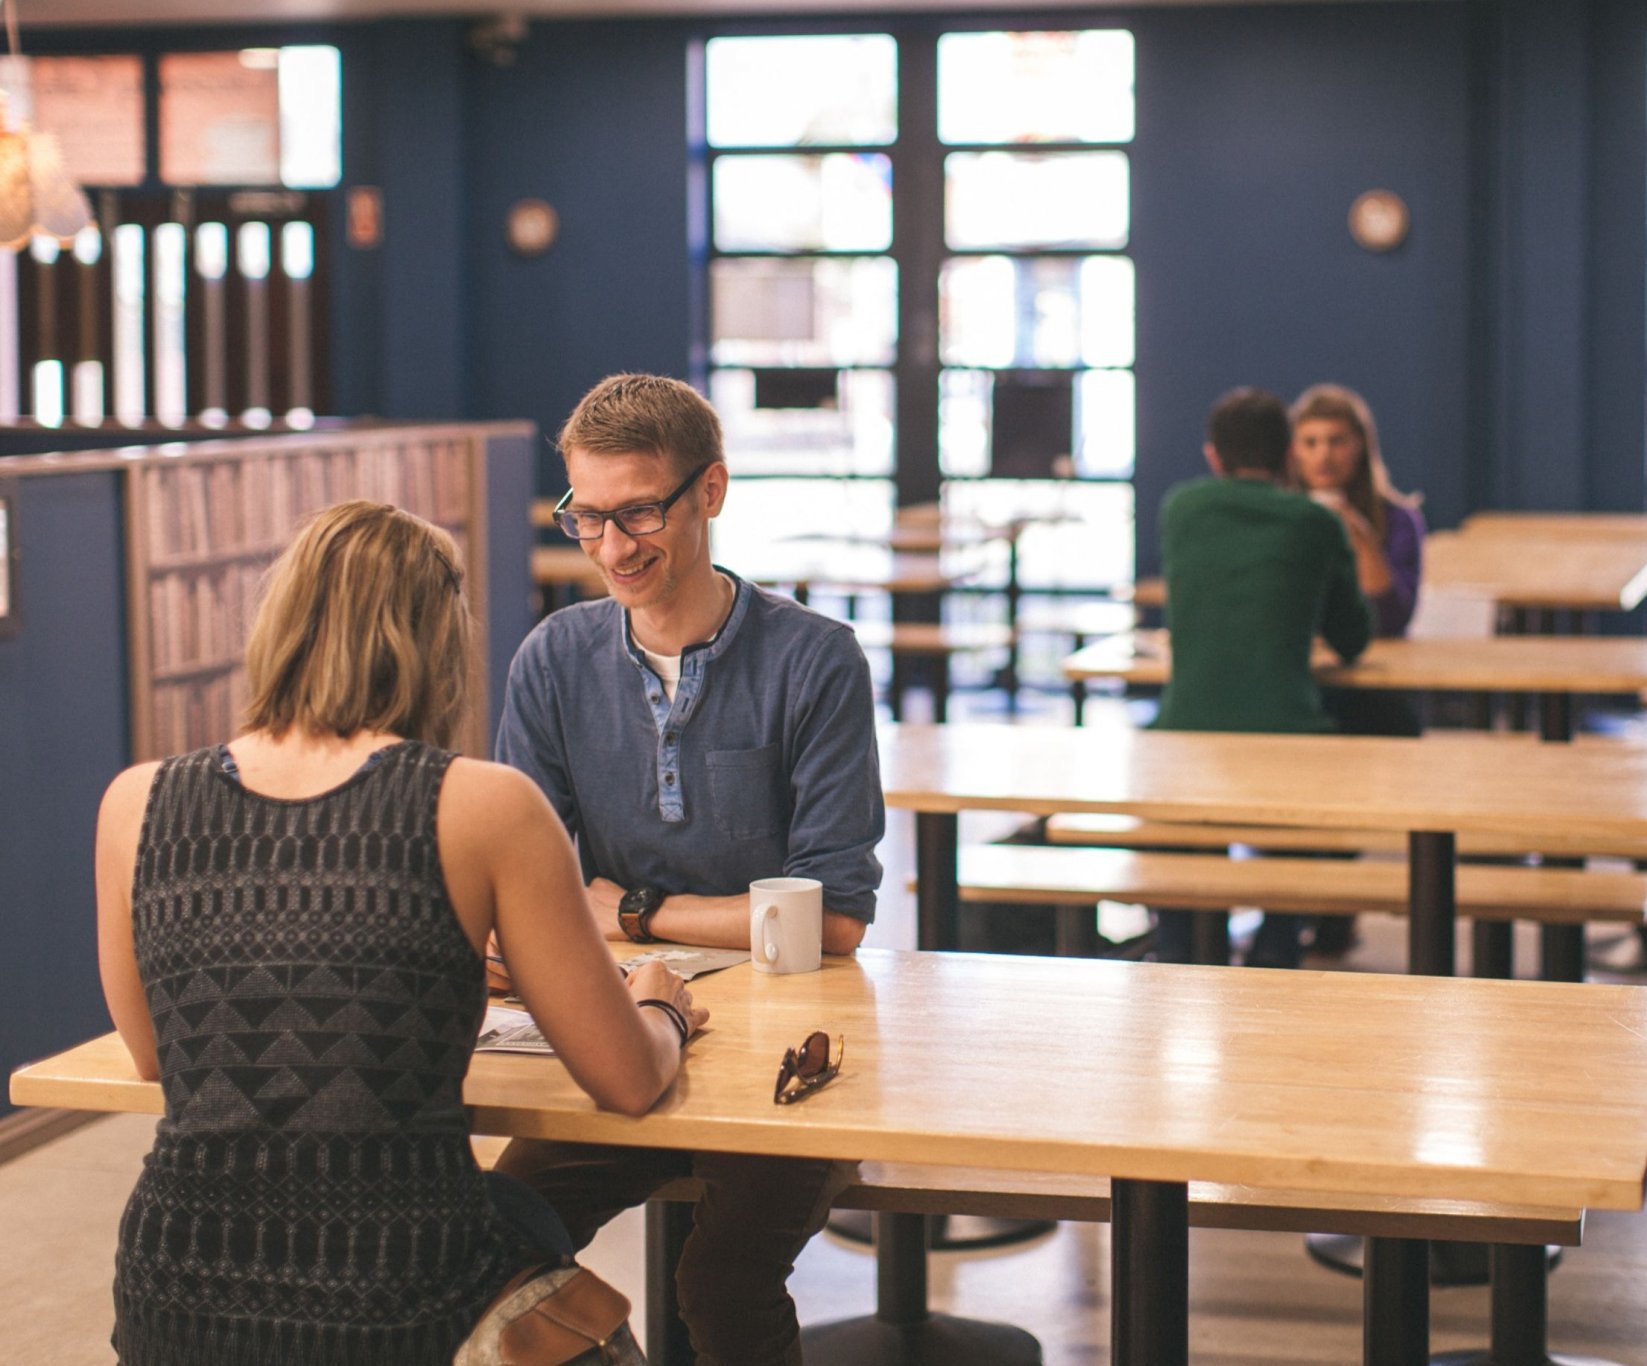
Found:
[1461,511,1647,540]
[1063,630,1647,694]
[13,951,1647,1210]
[876,721,1647,842]
[1423,531,1647,611]
[529,545,607,587]
[749,551,977,595]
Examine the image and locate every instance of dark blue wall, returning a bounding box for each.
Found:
[0,473,130,1111]
[36,3,1647,562]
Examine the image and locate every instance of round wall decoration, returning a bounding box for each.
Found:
[1348,189,1410,253]
[506,198,559,257]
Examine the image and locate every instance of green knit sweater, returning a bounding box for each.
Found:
[1154,476,1373,733]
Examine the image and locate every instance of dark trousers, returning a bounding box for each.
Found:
[495,1138,857,1366]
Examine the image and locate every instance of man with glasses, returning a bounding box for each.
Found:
[491,373,883,1366]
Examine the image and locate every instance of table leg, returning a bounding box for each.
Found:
[1429,1242,1613,1366]
[800,1213,1043,1366]
[645,1201,694,1365]
[1472,920,1515,979]
[1003,539,1021,716]
[916,811,961,952]
[1364,1236,1429,1366]
[1111,1178,1189,1366]
[1409,831,1458,977]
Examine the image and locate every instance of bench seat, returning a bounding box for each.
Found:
[958,843,1647,925]
[1043,810,1647,861]
[470,1140,1580,1247]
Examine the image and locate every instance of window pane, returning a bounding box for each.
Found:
[714,154,892,252]
[28,56,146,185]
[713,476,894,572]
[711,367,893,476]
[278,46,342,188]
[160,47,341,187]
[160,52,280,184]
[707,35,896,147]
[941,367,1135,479]
[942,478,1135,590]
[938,31,1134,145]
[946,151,1128,250]
[713,257,896,366]
[941,254,1133,368]
[1077,369,1135,478]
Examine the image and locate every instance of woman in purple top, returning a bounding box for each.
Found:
[1289,383,1425,638]
[1289,384,1426,956]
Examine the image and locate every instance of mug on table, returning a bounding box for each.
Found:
[750,877,823,974]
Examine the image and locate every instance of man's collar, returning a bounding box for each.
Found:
[622,567,751,668]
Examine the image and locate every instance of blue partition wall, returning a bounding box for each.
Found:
[0,473,130,1113]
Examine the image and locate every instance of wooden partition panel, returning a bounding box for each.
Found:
[122,427,493,761]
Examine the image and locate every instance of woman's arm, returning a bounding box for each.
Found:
[440,759,704,1117]
[95,763,163,1081]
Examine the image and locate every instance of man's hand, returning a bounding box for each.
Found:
[587,877,629,940]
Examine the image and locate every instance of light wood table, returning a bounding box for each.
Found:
[878,721,1647,978]
[1064,629,1647,741]
[1423,530,1647,616]
[529,544,608,614]
[1461,511,1647,540]
[16,950,1647,1365]
[750,551,977,599]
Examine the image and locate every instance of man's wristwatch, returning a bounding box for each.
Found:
[618,886,665,943]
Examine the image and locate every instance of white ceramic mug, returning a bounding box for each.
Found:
[749,877,823,975]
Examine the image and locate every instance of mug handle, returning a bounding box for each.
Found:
[756,904,780,963]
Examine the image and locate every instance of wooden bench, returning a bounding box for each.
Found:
[469,1139,1583,1363]
[1043,811,1647,861]
[957,842,1647,975]
[849,621,1016,723]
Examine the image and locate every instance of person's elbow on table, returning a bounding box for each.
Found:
[823,911,868,955]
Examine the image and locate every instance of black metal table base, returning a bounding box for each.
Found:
[1307,1232,1561,1287]
[801,1212,1042,1366]
[826,1208,1056,1251]
[1424,1242,1624,1366]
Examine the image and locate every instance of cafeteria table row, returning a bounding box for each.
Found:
[15,948,1647,1366]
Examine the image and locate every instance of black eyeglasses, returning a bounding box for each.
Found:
[774,1030,844,1105]
[552,464,710,541]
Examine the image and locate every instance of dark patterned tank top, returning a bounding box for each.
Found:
[112,741,523,1366]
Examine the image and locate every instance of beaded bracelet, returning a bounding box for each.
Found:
[637,998,690,1048]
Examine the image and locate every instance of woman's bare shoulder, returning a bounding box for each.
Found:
[441,756,550,820]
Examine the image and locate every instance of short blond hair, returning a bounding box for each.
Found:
[243,500,472,747]
[557,373,724,478]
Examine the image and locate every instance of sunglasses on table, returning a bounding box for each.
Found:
[774,1030,844,1105]
[551,463,710,540]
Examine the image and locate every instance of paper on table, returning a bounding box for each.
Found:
[618,946,750,980]
[476,1004,553,1055]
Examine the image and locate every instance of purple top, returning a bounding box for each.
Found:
[1374,498,1426,637]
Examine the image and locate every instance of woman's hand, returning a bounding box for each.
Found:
[625,960,710,1038]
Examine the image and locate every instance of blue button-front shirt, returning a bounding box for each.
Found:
[496,570,884,921]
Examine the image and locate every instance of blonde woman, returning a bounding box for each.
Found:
[96,500,700,1364]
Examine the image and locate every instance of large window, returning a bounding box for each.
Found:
[701,27,1136,607]
[0,46,340,428]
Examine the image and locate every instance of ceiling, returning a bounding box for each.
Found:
[24,0,1438,31]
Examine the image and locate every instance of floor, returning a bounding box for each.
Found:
[6,693,1647,1363]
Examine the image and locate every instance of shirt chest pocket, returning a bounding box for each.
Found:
[705,744,788,840]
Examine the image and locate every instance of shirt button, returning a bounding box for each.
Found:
[664,772,676,786]
[650,694,660,704]
[665,733,676,744]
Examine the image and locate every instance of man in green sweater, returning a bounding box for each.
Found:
[1152,387,1374,966]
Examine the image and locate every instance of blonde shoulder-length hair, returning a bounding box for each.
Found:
[242,500,472,747]
[1289,383,1420,541]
